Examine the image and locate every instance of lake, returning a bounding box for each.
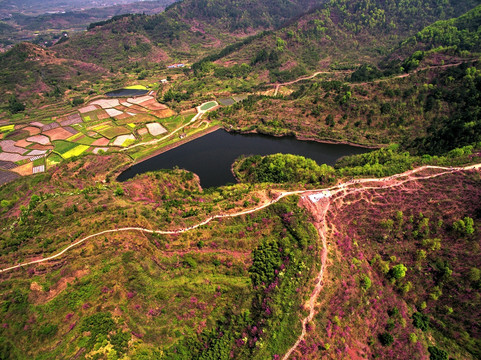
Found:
[105,89,149,97]
[117,129,370,187]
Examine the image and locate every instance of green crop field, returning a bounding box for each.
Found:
[52,140,78,154]
[61,144,90,159]
[46,153,63,167]
[0,124,14,133]
[162,115,193,131]
[125,85,147,90]
[98,126,131,139]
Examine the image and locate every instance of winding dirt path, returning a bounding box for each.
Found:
[273,72,328,96]
[2,164,477,276]
[272,61,470,95]
[1,163,479,356]
[280,163,481,359]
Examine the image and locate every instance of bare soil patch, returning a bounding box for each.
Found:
[43,127,75,141]
[91,137,110,146]
[0,140,28,154]
[15,139,32,148]
[29,269,90,304]
[23,126,41,135]
[27,135,51,145]
[11,162,33,176]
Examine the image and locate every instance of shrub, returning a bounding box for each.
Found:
[72,97,84,106]
[412,312,429,331]
[8,95,25,113]
[453,217,475,235]
[389,264,407,280]
[360,275,372,290]
[114,186,124,196]
[428,346,448,360]
[378,332,394,346]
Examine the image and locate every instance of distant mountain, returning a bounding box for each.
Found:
[53,0,323,65]
[0,0,160,16]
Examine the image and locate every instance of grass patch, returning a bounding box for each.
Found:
[32,158,45,167]
[46,153,63,167]
[200,101,217,111]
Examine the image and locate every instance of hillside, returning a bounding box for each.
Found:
[0,42,106,105]
[208,0,481,75]
[1,2,481,359]
[53,0,322,65]
[1,155,480,359]
[388,4,481,61]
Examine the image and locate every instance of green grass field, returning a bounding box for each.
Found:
[46,153,63,167]
[200,101,217,111]
[162,115,193,131]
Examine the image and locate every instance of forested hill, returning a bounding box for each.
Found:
[162,0,322,32]
[391,4,481,58]
[209,0,481,76]
[54,0,322,65]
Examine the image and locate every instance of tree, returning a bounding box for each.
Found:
[390,264,407,280]
[412,312,429,331]
[378,332,394,346]
[428,346,448,360]
[361,275,372,290]
[8,95,25,113]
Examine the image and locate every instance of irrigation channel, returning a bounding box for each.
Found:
[2,164,480,358]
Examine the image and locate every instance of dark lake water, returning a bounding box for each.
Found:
[105,89,149,97]
[117,129,370,187]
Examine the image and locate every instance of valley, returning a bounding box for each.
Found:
[0,0,481,359]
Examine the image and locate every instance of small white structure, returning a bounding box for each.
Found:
[308,191,331,203]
